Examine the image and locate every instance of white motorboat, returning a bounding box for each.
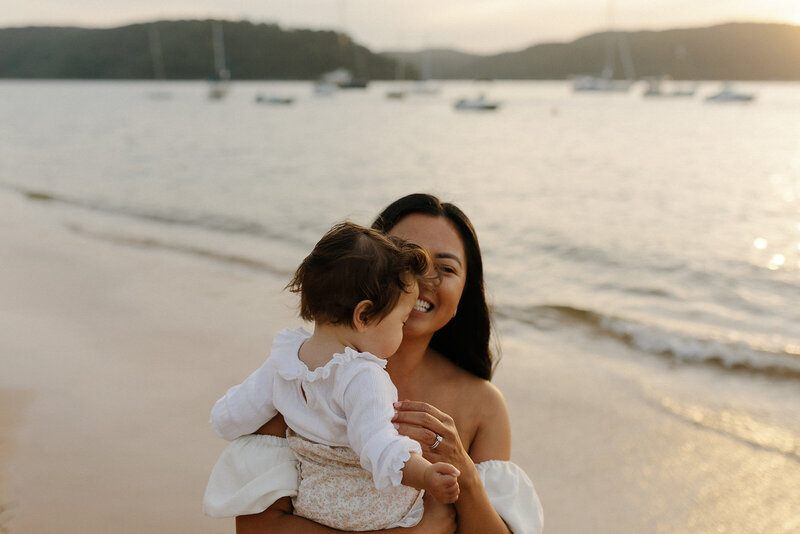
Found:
[255,94,294,105]
[454,94,500,111]
[705,83,755,103]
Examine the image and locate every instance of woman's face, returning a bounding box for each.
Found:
[388,214,467,339]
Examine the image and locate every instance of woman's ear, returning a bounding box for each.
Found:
[352,300,374,332]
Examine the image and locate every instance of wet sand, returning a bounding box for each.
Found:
[0,189,299,533]
[1,187,798,533]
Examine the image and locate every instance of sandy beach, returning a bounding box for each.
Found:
[0,188,300,533]
[2,186,799,533]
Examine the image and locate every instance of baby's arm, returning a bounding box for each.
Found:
[340,364,460,501]
[402,452,461,504]
[210,358,278,440]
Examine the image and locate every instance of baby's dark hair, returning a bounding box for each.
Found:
[287,222,432,327]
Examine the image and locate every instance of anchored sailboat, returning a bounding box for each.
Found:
[208,22,230,100]
[146,26,171,100]
[572,0,635,92]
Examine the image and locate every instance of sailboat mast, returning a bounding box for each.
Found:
[618,35,635,81]
[148,27,166,80]
[602,0,615,79]
[212,22,229,80]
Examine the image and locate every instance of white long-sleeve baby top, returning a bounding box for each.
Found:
[210,327,422,490]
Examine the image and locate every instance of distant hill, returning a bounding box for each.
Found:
[387,49,480,80]
[386,22,800,80]
[1,20,798,80]
[0,20,409,80]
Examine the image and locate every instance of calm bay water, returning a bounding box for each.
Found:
[1,79,799,381]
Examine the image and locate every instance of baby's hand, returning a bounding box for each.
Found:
[424,462,460,504]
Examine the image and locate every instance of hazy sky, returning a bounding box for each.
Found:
[6,1,799,53]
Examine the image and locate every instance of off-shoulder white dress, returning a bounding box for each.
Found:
[204,327,544,533]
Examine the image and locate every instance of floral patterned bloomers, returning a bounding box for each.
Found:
[287,429,423,531]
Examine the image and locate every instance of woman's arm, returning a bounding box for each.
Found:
[392,384,513,534]
[237,494,456,534]
[235,416,456,534]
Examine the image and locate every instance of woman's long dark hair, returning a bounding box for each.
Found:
[372,193,497,380]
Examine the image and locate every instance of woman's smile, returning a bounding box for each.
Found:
[413,298,433,313]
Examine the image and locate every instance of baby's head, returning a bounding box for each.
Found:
[288,222,431,358]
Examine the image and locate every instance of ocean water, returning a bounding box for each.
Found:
[2,79,798,376]
[3,82,800,384]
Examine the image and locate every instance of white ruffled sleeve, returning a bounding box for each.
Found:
[476,460,544,534]
[211,328,311,440]
[210,357,278,441]
[339,362,422,490]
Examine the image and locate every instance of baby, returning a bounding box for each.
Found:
[205,222,460,530]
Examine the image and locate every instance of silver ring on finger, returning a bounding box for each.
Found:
[431,433,443,449]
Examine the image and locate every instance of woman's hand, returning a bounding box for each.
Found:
[392,401,473,476]
[393,391,514,534]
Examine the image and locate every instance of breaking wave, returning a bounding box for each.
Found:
[497,304,800,379]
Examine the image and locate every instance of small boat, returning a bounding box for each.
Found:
[411,81,440,95]
[338,78,369,89]
[642,77,697,98]
[255,94,294,105]
[454,94,500,111]
[705,83,755,103]
[411,48,440,95]
[318,68,368,90]
[385,90,406,100]
[572,75,633,92]
[571,1,635,93]
[312,81,337,96]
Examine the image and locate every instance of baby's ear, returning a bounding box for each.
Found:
[352,300,374,332]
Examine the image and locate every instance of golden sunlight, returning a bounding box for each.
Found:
[768,254,786,270]
[786,4,800,25]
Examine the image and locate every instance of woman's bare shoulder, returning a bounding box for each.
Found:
[430,353,507,409]
[429,355,511,460]
[462,377,511,462]
[464,376,508,422]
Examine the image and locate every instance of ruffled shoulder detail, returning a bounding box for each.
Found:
[272,326,312,350]
[475,460,544,534]
[270,329,386,382]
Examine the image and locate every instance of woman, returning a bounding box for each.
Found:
[216,194,543,533]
